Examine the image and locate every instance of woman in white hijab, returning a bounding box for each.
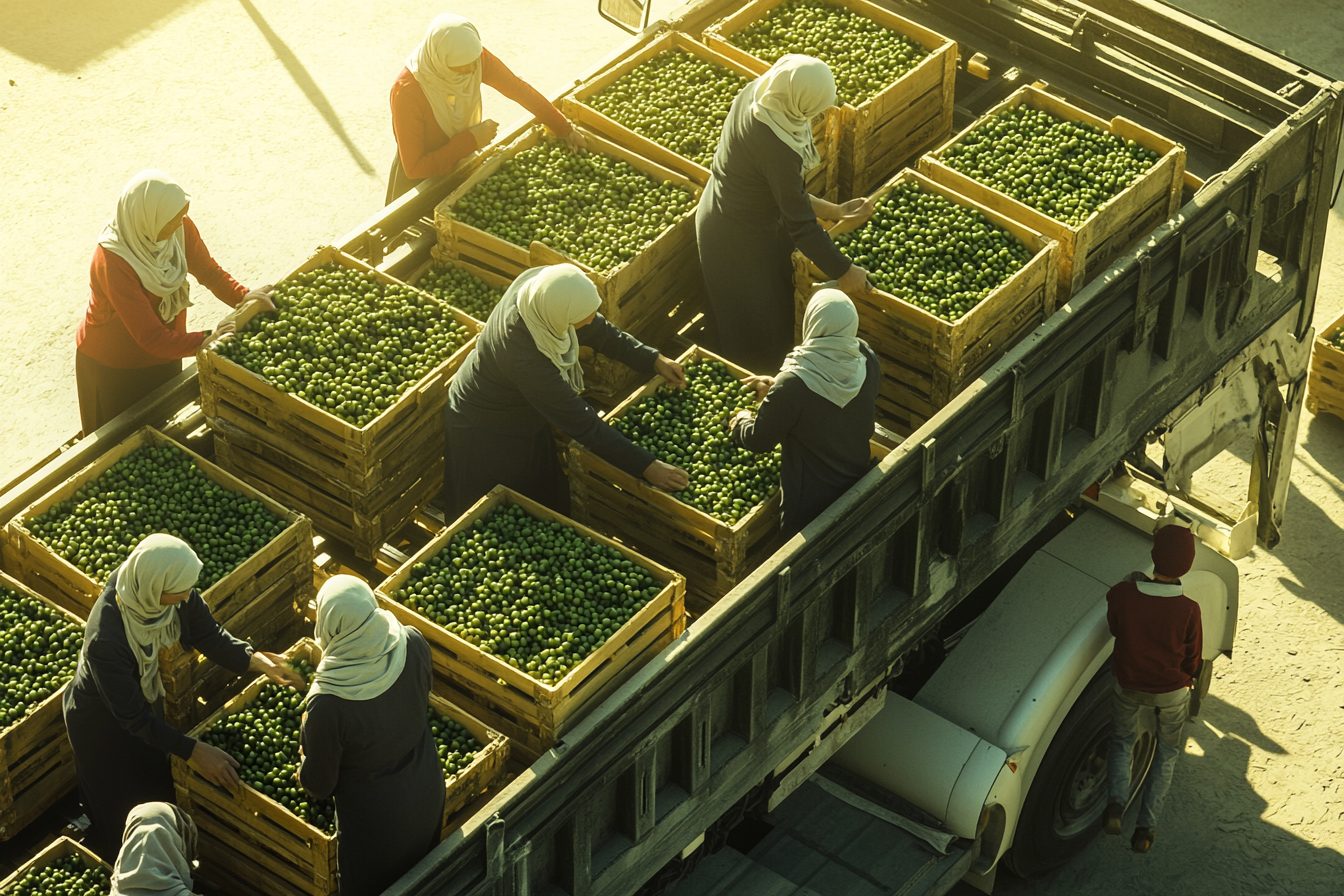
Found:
[387,13,585,202]
[111,802,199,896]
[728,288,881,538]
[298,576,440,896]
[695,55,875,376]
[442,263,689,519]
[76,169,271,435]
[62,534,302,860]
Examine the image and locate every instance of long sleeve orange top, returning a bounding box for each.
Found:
[390,48,572,181]
[76,217,247,368]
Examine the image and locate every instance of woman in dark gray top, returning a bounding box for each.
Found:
[731,289,880,539]
[63,534,302,860]
[300,575,441,896]
[696,55,872,375]
[444,263,688,519]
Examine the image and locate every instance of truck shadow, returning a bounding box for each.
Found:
[0,0,198,73]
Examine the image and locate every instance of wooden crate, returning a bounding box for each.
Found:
[0,837,110,889]
[375,486,686,761]
[173,638,509,896]
[406,250,514,326]
[792,170,1057,436]
[566,345,782,614]
[0,573,82,841]
[198,246,482,560]
[703,0,956,200]
[1306,310,1344,421]
[919,85,1186,298]
[0,427,313,730]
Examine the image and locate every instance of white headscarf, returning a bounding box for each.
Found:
[750,55,836,175]
[309,575,409,702]
[115,535,201,703]
[512,264,602,393]
[98,170,193,323]
[407,13,485,139]
[111,802,198,896]
[781,289,868,407]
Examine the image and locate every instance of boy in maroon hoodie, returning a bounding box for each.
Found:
[1102,524,1202,853]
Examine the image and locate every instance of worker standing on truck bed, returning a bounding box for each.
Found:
[729,288,879,538]
[75,170,272,436]
[299,576,444,896]
[1103,524,1202,853]
[441,263,689,519]
[62,535,303,860]
[109,802,199,896]
[695,55,872,375]
[387,13,585,203]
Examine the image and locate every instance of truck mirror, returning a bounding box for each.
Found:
[598,0,651,34]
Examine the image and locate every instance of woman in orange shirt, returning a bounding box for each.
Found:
[386,13,584,203]
[75,170,270,435]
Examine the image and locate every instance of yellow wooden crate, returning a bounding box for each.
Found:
[0,837,110,889]
[1306,310,1344,421]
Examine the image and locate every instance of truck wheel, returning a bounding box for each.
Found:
[1006,668,1155,878]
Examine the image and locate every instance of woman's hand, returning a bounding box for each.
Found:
[467,119,500,148]
[243,285,275,313]
[643,460,689,492]
[837,197,875,226]
[653,355,686,389]
[200,320,236,350]
[728,409,754,432]
[564,127,586,154]
[837,264,870,297]
[741,375,775,401]
[190,741,241,792]
[249,651,306,691]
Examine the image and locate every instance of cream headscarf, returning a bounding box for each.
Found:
[407,13,485,139]
[115,535,201,703]
[750,55,836,175]
[512,264,602,393]
[98,170,193,323]
[780,289,868,407]
[111,802,199,896]
[309,575,409,702]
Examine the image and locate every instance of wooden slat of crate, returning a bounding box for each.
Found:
[918,85,1186,298]
[428,692,510,831]
[792,169,1057,436]
[376,486,686,761]
[565,345,782,611]
[703,0,956,200]
[0,572,82,841]
[1306,310,1344,421]
[433,124,707,332]
[0,837,110,888]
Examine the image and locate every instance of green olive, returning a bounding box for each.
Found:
[0,587,83,731]
[6,854,110,895]
[413,264,505,321]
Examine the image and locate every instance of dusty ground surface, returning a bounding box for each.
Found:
[1,1,1342,894]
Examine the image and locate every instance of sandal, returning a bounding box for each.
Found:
[1104,802,1123,836]
[1131,826,1155,852]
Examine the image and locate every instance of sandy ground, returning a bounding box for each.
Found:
[1,1,1343,894]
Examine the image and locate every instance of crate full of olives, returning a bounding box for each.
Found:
[376,486,686,760]
[919,86,1186,297]
[1306,309,1344,421]
[171,639,510,896]
[0,837,111,894]
[566,346,784,612]
[703,0,957,198]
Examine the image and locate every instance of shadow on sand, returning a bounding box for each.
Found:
[0,0,198,73]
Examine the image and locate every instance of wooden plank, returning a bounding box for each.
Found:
[1306,311,1344,421]
[0,837,110,889]
[919,85,1187,298]
[375,486,685,755]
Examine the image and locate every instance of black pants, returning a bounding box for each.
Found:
[442,411,568,523]
[75,349,181,436]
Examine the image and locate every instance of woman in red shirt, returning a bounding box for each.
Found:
[386,13,584,203]
[75,170,269,435]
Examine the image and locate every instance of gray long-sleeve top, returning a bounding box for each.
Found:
[448,297,660,478]
[63,569,254,760]
[703,87,852,281]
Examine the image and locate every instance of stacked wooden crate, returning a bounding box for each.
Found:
[919,85,1186,298]
[702,0,956,200]
[199,247,482,560]
[1306,311,1344,420]
[376,486,686,761]
[0,427,312,730]
[0,837,110,890]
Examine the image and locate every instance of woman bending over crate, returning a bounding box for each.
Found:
[298,576,442,896]
[110,802,199,896]
[729,289,880,539]
[387,13,585,202]
[696,55,874,375]
[442,263,688,520]
[75,170,272,436]
[62,535,304,860]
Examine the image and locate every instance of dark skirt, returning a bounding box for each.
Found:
[442,411,568,522]
[62,688,177,861]
[386,153,422,205]
[75,349,181,437]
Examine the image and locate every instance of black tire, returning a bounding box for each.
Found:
[1005,665,1155,878]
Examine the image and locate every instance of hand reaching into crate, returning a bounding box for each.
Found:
[837,263,870,297]
[653,355,687,389]
[249,651,306,691]
[741,375,776,400]
[190,741,242,792]
[468,119,500,148]
[644,460,689,492]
